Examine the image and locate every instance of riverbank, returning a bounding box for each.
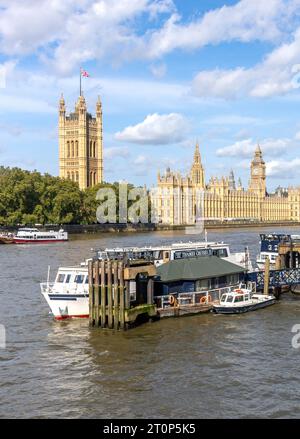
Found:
[1,220,300,234]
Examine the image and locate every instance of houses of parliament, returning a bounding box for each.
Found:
[151,143,300,225]
[58,94,300,225]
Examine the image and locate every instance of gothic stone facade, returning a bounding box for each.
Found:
[151,143,300,224]
[59,94,103,190]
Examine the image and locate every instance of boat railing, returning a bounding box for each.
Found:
[40,282,55,293]
[155,286,239,309]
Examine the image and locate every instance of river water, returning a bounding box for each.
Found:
[1,226,300,419]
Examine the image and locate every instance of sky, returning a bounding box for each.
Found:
[1,0,300,191]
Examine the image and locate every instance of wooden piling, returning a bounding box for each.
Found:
[100,260,106,328]
[88,260,94,326]
[147,278,154,305]
[107,260,113,329]
[113,261,119,330]
[94,260,100,327]
[275,255,281,270]
[88,258,157,330]
[264,256,270,295]
[119,261,125,329]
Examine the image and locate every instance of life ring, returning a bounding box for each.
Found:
[169,294,176,306]
[200,295,212,304]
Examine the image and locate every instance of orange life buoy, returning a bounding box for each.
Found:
[200,295,212,304]
[169,294,176,306]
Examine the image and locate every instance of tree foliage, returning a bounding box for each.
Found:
[0,167,147,226]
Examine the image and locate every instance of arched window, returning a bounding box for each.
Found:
[75,141,78,157]
[94,171,96,185]
[67,172,70,179]
[90,140,93,157]
[71,141,74,157]
[67,141,70,158]
[76,171,79,182]
[93,141,96,158]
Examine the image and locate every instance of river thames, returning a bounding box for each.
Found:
[1,226,300,418]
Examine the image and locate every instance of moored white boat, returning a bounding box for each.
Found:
[213,286,276,314]
[14,227,68,244]
[40,266,89,319]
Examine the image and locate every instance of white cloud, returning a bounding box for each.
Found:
[192,23,300,99]
[144,0,293,59]
[0,0,299,74]
[216,138,291,158]
[115,113,189,145]
[267,158,300,178]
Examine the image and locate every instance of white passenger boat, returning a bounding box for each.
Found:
[40,266,89,320]
[96,240,253,270]
[213,286,276,314]
[14,227,68,244]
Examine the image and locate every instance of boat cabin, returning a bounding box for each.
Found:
[154,256,246,298]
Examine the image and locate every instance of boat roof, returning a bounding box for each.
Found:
[58,266,88,272]
[99,241,229,253]
[156,256,245,283]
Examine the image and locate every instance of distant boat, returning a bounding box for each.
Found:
[213,286,276,314]
[0,233,14,244]
[13,228,68,244]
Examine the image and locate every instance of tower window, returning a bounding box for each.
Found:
[71,141,74,157]
[67,141,70,158]
[75,141,78,157]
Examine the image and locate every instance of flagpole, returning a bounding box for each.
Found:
[80,67,82,96]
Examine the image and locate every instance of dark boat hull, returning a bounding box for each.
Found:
[213,298,276,314]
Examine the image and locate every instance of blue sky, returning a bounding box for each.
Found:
[1,0,300,190]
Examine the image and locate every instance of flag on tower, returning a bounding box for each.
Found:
[81,68,90,77]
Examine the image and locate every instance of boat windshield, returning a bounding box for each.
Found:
[226,295,234,303]
[234,295,244,303]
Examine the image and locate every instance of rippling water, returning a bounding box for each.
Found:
[1,226,300,418]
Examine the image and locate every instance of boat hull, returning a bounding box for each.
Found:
[213,298,276,314]
[14,238,68,244]
[42,292,89,320]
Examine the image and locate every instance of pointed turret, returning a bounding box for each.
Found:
[190,141,205,188]
[228,169,236,190]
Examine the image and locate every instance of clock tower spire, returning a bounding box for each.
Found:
[249,144,266,196]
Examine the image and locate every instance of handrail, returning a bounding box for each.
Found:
[155,284,242,309]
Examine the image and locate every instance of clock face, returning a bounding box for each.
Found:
[253,167,259,175]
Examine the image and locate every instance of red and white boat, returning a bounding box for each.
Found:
[13,227,68,244]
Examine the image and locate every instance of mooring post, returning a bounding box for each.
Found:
[264,257,270,295]
[107,260,113,329]
[88,260,94,326]
[275,255,281,270]
[100,260,106,328]
[125,280,130,309]
[113,261,119,330]
[119,262,125,329]
[147,278,154,305]
[92,260,99,327]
